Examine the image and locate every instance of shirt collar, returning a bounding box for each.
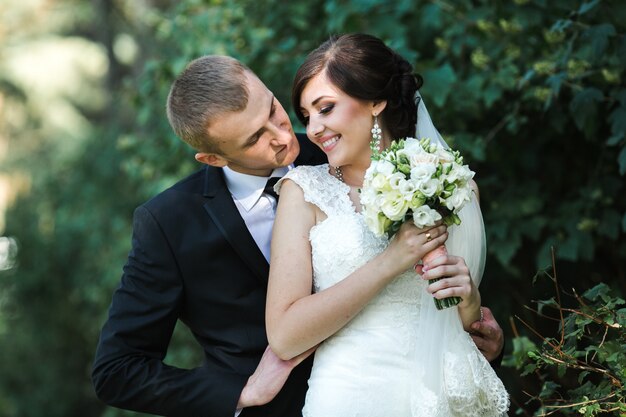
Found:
[222,165,291,211]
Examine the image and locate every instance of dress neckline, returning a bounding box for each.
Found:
[324,164,362,215]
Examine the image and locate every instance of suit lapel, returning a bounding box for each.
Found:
[202,166,270,282]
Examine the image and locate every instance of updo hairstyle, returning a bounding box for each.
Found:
[292,33,422,140]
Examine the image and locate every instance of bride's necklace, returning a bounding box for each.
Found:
[333,166,344,183]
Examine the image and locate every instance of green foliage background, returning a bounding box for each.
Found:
[0,0,624,416]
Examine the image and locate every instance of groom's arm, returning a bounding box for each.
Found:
[92,205,247,417]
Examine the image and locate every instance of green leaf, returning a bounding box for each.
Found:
[494,233,521,265]
[570,88,604,134]
[609,106,626,136]
[483,84,502,107]
[422,64,458,108]
[598,210,621,239]
[578,0,600,15]
[618,34,626,66]
[619,146,626,175]
[559,236,579,261]
[546,73,565,98]
[420,3,443,30]
[582,24,617,61]
[614,89,626,107]
[583,283,610,301]
[607,133,624,146]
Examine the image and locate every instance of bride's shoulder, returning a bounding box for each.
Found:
[280,164,330,186]
[288,163,329,176]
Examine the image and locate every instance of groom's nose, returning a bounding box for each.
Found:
[269,124,294,146]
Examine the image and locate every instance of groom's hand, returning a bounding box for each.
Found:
[469,307,504,364]
[237,345,315,409]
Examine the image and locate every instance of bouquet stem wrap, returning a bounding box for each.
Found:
[423,244,462,310]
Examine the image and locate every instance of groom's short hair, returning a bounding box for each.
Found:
[166,55,250,153]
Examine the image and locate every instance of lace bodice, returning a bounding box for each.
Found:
[277,164,509,417]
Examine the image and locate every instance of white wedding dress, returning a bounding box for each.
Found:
[277,164,509,417]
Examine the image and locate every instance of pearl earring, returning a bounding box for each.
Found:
[370,115,382,154]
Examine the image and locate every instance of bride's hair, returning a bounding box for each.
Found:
[292,33,422,140]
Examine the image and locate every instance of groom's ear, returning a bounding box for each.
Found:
[195,152,228,168]
[372,100,388,115]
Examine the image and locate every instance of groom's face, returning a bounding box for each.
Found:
[198,72,300,177]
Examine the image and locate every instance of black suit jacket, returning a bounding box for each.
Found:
[92,135,326,417]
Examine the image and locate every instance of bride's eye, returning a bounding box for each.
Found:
[319,104,334,115]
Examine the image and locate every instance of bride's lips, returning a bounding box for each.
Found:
[319,134,340,152]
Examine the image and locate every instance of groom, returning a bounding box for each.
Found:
[92,55,504,417]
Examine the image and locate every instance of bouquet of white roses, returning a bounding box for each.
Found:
[360,137,475,310]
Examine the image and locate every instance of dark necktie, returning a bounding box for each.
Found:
[263,177,281,201]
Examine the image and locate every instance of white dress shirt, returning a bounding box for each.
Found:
[222,165,290,262]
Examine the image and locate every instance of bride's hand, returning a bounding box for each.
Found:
[421,255,481,329]
[382,222,448,275]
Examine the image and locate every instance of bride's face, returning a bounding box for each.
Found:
[299,71,383,171]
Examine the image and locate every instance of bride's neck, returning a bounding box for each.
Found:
[338,165,365,188]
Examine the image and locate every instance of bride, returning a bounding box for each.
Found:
[266,33,509,416]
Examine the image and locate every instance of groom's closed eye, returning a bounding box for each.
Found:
[243,97,277,148]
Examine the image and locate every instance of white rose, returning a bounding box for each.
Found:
[435,146,455,164]
[359,187,379,207]
[446,163,474,183]
[371,173,391,192]
[410,163,437,182]
[364,210,391,237]
[364,163,377,181]
[418,178,440,198]
[409,150,438,167]
[412,205,442,228]
[376,159,395,175]
[402,138,422,153]
[380,190,410,221]
[443,185,472,211]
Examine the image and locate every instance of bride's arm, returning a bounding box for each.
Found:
[266,179,447,360]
